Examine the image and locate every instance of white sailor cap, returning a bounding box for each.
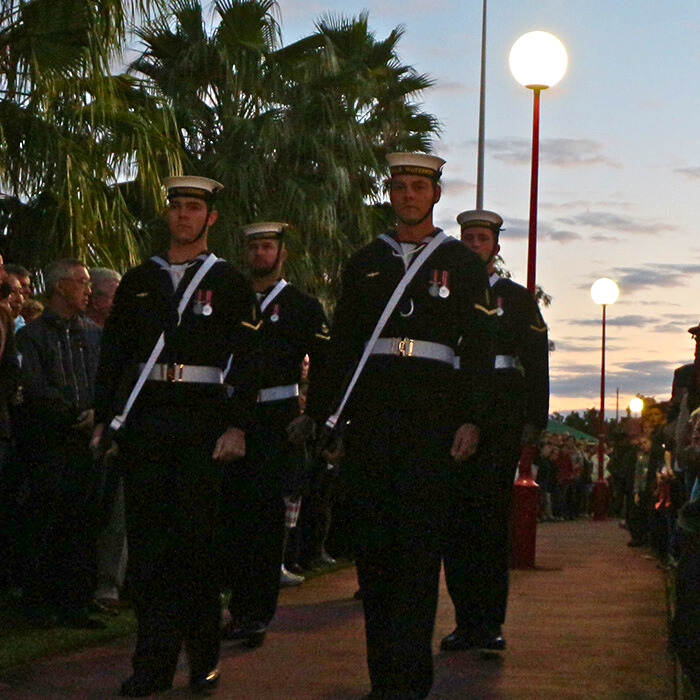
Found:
[457,209,504,233]
[386,152,445,180]
[241,221,287,241]
[163,176,224,202]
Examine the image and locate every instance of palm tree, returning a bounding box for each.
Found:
[130,1,440,308]
[0,0,181,273]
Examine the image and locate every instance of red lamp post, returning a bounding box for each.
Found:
[508,31,567,568]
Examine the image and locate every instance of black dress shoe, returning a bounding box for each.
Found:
[440,627,476,651]
[190,667,220,694]
[473,627,506,651]
[221,620,267,647]
[119,674,172,697]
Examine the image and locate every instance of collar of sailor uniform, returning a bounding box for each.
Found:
[388,228,439,245]
[489,272,501,287]
[152,251,209,270]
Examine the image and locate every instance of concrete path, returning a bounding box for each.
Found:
[0,519,673,699]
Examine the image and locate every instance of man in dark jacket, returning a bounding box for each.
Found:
[16,258,102,628]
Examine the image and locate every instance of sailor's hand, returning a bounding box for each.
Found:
[322,438,345,466]
[89,422,119,462]
[74,409,95,432]
[451,423,479,462]
[213,427,246,461]
[287,415,316,445]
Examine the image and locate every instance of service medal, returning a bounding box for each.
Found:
[193,301,203,315]
[270,303,280,323]
[429,269,440,297]
[438,270,450,298]
[202,304,212,316]
[496,296,504,316]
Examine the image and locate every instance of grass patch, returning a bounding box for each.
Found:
[0,559,354,674]
[0,591,137,673]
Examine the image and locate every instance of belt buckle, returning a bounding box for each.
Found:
[166,363,183,382]
[397,337,414,357]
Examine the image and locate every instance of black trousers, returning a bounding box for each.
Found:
[220,476,286,625]
[121,434,222,683]
[220,416,303,626]
[442,423,521,631]
[344,413,455,699]
[22,434,100,615]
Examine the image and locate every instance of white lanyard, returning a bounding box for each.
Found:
[109,253,219,432]
[259,279,288,313]
[326,230,448,430]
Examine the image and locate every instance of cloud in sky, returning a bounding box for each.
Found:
[441,177,475,195]
[674,166,700,179]
[567,314,651,328]
[550,360,676,400]
[610,263,700,293]
[502,217,581,244]
[488,138,620,168]
[557,212,675,235]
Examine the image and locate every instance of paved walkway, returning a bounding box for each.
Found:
[0,519,673,699]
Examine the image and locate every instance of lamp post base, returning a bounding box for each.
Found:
[511,476,540,569]
[592,479,609,521]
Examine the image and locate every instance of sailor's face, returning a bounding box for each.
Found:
[461,226,498,263]
[167,197,214,244]
[389,175,439,225]
[246,238,281,273]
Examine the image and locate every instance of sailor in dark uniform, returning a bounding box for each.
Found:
[441,209,549,653]
[90,176,260,697]
[220,221,331,647]
[323,154,493,700]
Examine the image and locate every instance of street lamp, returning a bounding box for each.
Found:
[509,31,567,293]
[591,277,619,520]
[629,396,644,416]
[508,30,566,569]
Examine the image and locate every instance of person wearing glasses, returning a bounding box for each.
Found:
[15,259,103,629]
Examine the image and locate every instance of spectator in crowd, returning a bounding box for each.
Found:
[87,267,126,615]
[15,258,103,628]
[5,263,33,299]
[535,441,558,522]
[0,265,21,588]
[3,274,25,330]
[21,298,44,323]
[87,268,121,328]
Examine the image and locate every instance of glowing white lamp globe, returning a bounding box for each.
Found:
[590,278,619,306]
[509,31,568,89]
[629,397,644,413]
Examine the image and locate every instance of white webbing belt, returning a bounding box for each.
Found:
[370,337,455,366]
[257,383,299,403]
[140,363,224,384]
[494,354,517,370]
[109,253,220,432]
[325,231,449,431]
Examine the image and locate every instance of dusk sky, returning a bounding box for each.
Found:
[274,0,700,416]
